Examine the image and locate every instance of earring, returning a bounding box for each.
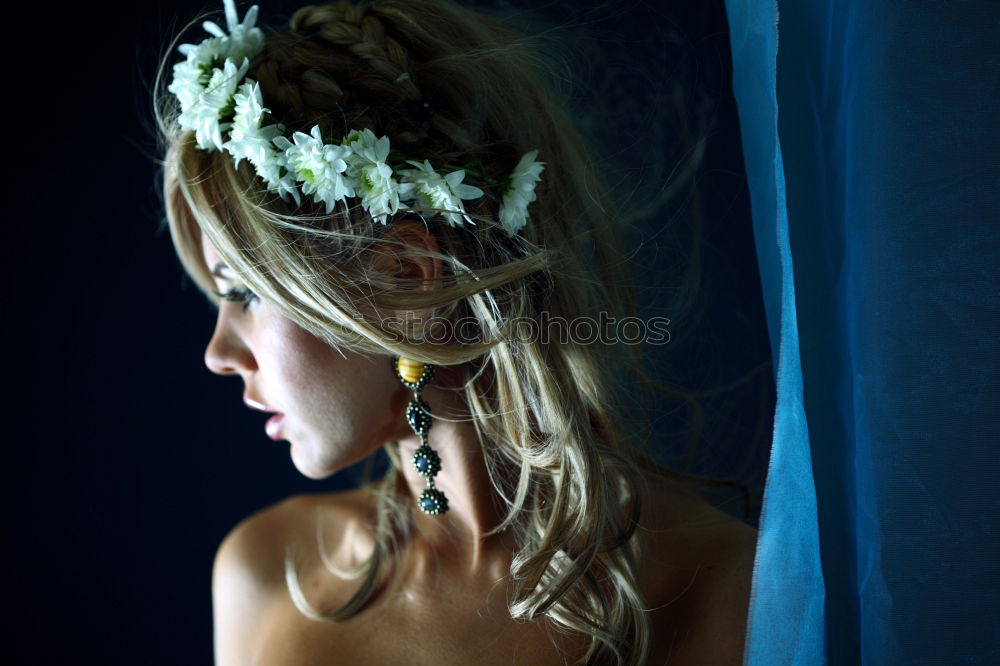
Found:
[393,356,449,516]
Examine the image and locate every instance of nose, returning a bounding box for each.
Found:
[204,311,257,377]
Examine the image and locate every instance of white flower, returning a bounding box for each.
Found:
[176,57,249,151]
[225,80,279,168]
[202,0,265,65]
[169,36,229,111]
[276,125,356,214]
[168,0,265,150]
[399,160,484,227]
[499,149,545,235]
[223,80,300,204]
[343,128,387,164]
[344,129,402,225]
[258,155,302,205]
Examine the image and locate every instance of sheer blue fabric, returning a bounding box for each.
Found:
[725,1,1000,664]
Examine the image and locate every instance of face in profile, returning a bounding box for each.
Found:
[200,235,411,479]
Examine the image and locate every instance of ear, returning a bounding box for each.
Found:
[366,219,449,340]
[367,218,444,286]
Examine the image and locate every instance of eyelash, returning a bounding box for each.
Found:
[214,286,259,313]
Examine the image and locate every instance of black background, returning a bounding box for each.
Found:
[8,0,771,662]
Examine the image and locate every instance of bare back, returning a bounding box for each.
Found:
[211,475,757,665]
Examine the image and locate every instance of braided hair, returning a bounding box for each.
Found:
[252,1,516,186]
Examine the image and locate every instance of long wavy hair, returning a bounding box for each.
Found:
[155,1,751,663]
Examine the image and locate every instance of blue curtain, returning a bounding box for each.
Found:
[724,1,1000,664]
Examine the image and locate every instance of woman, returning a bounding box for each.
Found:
[156,0,758,663]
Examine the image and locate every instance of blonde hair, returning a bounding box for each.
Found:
[155,1,743,663]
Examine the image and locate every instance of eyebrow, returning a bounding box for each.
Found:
[210,262,234,280]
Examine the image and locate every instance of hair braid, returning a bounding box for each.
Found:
[247,2,480,153]
[291,2,423,103]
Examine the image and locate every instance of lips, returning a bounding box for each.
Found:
[243,394,272,413]
[244,394,285,441]
[265,413,285,441]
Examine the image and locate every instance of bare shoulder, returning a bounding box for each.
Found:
[213,487,373,584]
[671,507,757,665]
[639,475,759,665]
[211,488,373,666]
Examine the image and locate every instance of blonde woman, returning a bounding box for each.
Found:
[157,0,758,663]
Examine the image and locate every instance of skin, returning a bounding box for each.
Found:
[201,221,758,664]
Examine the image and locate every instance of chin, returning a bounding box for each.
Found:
[288,442,341,480]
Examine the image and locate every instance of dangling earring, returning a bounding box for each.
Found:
[393,356,449,516]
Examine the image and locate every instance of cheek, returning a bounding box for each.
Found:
[269,320,406,446]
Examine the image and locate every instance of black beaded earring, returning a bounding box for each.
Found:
[393,356,449,516]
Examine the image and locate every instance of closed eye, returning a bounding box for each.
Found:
[210,262,258,313]
[214,286,259,313]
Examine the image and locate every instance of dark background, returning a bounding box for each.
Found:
[8,0,771,662]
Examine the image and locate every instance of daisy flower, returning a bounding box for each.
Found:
[499,150,545,235]
[169,1,265,151]
[400,160,485,227]
[202,0,265,65]
[176,57,249,151]
[224,81,301,204]
[344,129,403,225]
[276,125,356,214]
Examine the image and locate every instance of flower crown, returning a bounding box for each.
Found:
[168,0,544,235]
